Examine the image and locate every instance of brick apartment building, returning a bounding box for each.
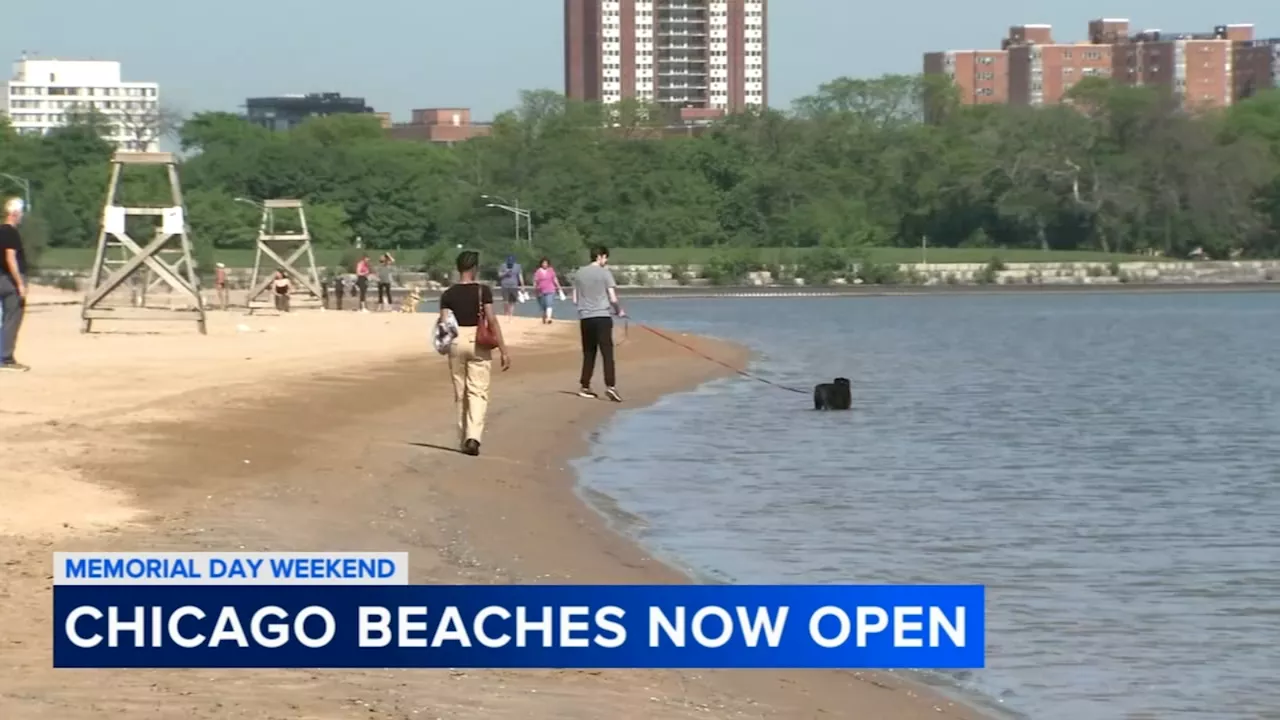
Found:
[925,18,1278,110]
[1236,38,1280,99]
[922,49,1009,105]
[564,0,766,114]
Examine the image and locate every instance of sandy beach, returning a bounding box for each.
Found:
[0,286,983,719]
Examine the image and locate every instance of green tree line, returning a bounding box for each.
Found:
[3,73,1280,276]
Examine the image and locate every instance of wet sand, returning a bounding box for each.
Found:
[0,295,983,719]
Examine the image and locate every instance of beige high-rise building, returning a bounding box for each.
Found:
[564,0,766,113]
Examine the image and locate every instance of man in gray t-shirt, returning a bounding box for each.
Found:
[571,246,625,402]
[498,255,524,318]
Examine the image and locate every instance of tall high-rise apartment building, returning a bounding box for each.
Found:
[3,58,161,151]
[922,50,1009,104]
[564,0,766,113]
[924,18,1276,111]
[1235,37,1280,99]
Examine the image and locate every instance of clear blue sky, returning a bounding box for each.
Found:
[3,1,1276,122]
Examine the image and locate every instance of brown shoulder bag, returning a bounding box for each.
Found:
[475,284,499,349]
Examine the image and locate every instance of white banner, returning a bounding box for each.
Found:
[103,206,126,235]
[161,206,185,236]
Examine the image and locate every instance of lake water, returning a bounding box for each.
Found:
[567,292,1280,720]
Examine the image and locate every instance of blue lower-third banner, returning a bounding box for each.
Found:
[53,584,985,669]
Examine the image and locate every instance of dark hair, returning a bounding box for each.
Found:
[539,256,550,266]
[590,245,609,261]
[455,250,479,273]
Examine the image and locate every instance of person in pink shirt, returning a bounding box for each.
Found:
[532,257,563,324]
[355,255,372,312]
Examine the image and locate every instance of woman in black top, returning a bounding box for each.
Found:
[439,250,511,456]
[272,269,291,312]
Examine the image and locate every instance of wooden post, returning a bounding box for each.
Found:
[80,151,207,334]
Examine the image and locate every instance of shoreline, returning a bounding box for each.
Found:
[0,304,986,719]
[407,281,1280,303]
[610,281,1280,298]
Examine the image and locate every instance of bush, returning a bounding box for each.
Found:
[531,219,589,278]
[975,257,1005,284]
[418,242,456,282]
[669,257,692,285]
[960,228,993,248]
[797,247,849,285]
[853,256,902,285]
[701,253,752,285]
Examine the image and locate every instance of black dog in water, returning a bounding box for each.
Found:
[813,377,852,410]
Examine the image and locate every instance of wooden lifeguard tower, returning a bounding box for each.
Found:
[80,152,207,334]
[244,199,322,313]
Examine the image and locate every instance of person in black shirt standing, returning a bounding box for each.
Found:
[0,197,29,372]
[438,250,511,456]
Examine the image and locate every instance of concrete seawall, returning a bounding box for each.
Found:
[34,259,1280,297]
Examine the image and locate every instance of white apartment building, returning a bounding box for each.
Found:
[566,0,767,114]
[4,58,161,151]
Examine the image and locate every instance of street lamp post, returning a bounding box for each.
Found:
[481,194,533,247]
[0,173,31,211]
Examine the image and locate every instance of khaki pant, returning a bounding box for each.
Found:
[448,327,492,445]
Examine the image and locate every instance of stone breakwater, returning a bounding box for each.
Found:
[35,260,1280,294]
[603,259,1280,287]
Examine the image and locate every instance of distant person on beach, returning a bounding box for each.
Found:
[376,253,396,311]
[572,245,624,402]
[355,255,371,312]
[498,254,524,319]
[439,250,511,456]
[272,269,291,312]
[0,196,29,372]
[331,273,345,310]
[214,262,229,310]
[532,257,562,324]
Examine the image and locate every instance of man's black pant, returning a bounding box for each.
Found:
[579,316,615,388]
[0,275,24,362]
[377,282,392,305]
